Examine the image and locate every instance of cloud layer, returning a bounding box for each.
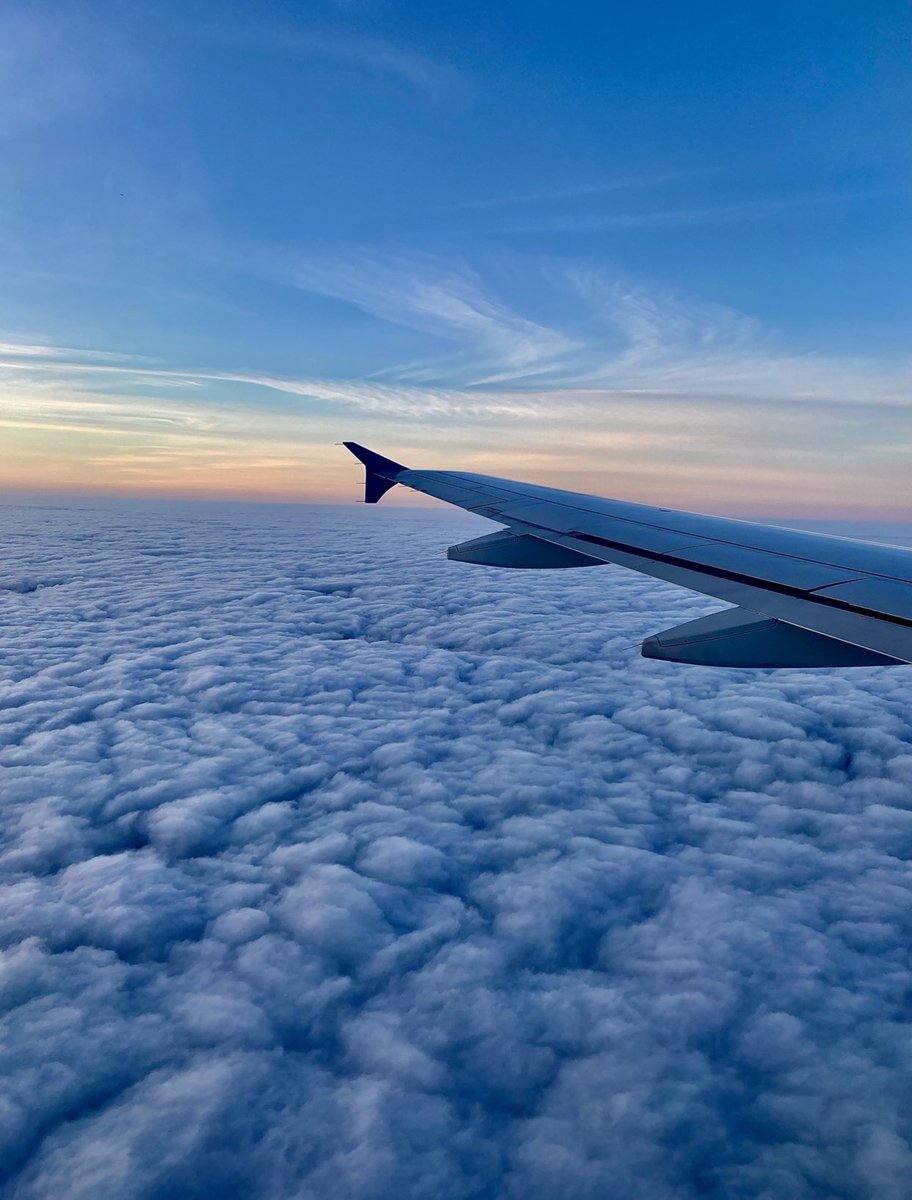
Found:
[1,500,912,1198]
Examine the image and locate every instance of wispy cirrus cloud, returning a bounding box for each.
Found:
[0,341,159,364]
[449,173,684,211]
[276,249,578,381]
[298,30,463,101]
[0,4,143,139]
[2,257,910,417]
[209,22,464,103]
[489,190,881,234]
[1,260,910,509]
[568,269,912,404]
[260,244,912,403]
[2,257,911,421]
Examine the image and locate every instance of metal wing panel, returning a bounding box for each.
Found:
[670,543,863,591]
[814,579,912,620]
[682,523,912,582]
[492,503,716,553]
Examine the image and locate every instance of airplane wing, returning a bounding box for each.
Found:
[343,442,912,668]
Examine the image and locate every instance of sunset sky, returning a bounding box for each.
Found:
[2,1,911,515]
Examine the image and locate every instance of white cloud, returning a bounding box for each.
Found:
[491,190,880,234]
[449,173,684,211]
[1,257,910,510]
[1,500,912,1195]
[212,22,465,104]
[0,343,157,364]
[292,30,463,103]
[0,5,142,139]
[278,249,577,381]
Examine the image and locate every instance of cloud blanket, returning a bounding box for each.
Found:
[1,500,911,1199]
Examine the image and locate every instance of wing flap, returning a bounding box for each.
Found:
[447,530,603,569]
[642,608,901,668]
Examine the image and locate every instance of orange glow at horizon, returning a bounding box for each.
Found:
[1,420,909,522]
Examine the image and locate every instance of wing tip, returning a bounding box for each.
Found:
[342,442,408,504]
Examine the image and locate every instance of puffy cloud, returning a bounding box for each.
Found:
[1,499,911,1198]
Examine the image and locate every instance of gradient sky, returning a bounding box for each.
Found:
[2,0,911,515]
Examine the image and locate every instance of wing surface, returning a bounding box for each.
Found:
[344,442,912,667]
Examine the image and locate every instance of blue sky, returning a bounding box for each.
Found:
[2,0,911,511]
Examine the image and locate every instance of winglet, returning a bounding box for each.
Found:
[343,442,408,504]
